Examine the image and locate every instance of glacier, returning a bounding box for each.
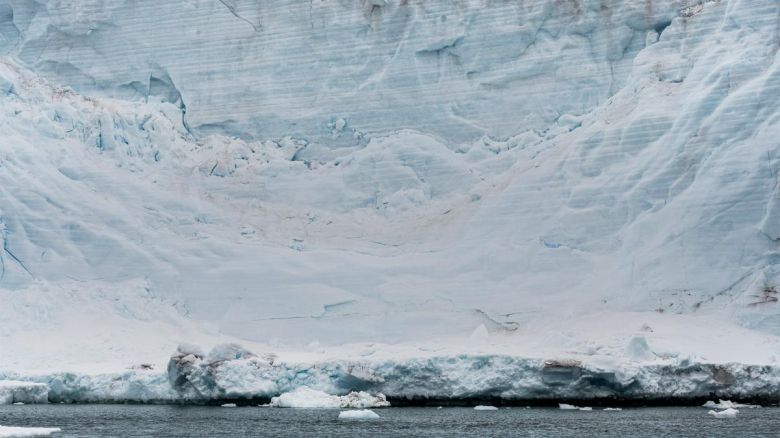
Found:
[0,0,779,404]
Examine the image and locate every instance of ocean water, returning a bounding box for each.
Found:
[1,405,778,437]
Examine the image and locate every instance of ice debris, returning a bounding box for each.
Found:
[0,425,61,437]
[558,404,593,411]
[702,400,759,409]
[708,408,739,419]
[270,387,389,408]
[338,410,380,420]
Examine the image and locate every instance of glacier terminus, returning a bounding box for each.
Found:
[0,0,779,407]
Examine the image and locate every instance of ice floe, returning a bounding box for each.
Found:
[708,408,739,419]
[269,387,389,409]
[702,400,760,410]
[0,426,61,437]
[338,410,380,420]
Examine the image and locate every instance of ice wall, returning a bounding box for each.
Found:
[0,0,682,148]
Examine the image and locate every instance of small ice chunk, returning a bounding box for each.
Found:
[708,408,738,418]
[271,387,339,408]
[221,403,237,408]
[0,425,61,437]
[338,409,380,419]
[270,387,389,408]
[703,400,759,409]
[558,403,593,411]
[473,405,498,411]
[603,408,623,411]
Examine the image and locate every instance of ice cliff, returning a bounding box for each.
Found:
[0,0,779,399]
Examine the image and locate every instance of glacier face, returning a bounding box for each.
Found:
[0,0,682,146]
[0,0,779,378]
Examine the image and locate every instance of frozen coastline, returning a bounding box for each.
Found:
[3,343,779,406]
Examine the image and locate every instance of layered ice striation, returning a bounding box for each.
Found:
[0,0,778,398]
[0,0,683,146]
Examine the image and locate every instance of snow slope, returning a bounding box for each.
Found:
[0,0,779,400]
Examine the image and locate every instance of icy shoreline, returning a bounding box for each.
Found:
[3,346,779,406]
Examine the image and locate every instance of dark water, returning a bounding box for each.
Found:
[1,404,778,437]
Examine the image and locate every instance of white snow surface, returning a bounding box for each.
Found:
[0,0,779,402]
[708,408,739,419]
[338,410,380,420]
[0,426,60,437]
[270,387,389,409]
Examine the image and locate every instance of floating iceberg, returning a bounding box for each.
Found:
[702,400,759,410]
[473,405,498,411]
[603,408,623,411]
[708,408,739,419]
[0,426,61,437]
[0,382,48,405]
[270,387,389,409]
[559,404,592,411]
[220,403,237,408]
[338,410,380,420]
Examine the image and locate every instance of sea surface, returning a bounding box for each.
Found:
[1,404,778,437]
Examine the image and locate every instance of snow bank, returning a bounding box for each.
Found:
[338,410,380,420]
[0,382,48,405]
[708,408,739,419]
[269,387,389,409]
[0,426,61,437]
[473,405,498,411]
